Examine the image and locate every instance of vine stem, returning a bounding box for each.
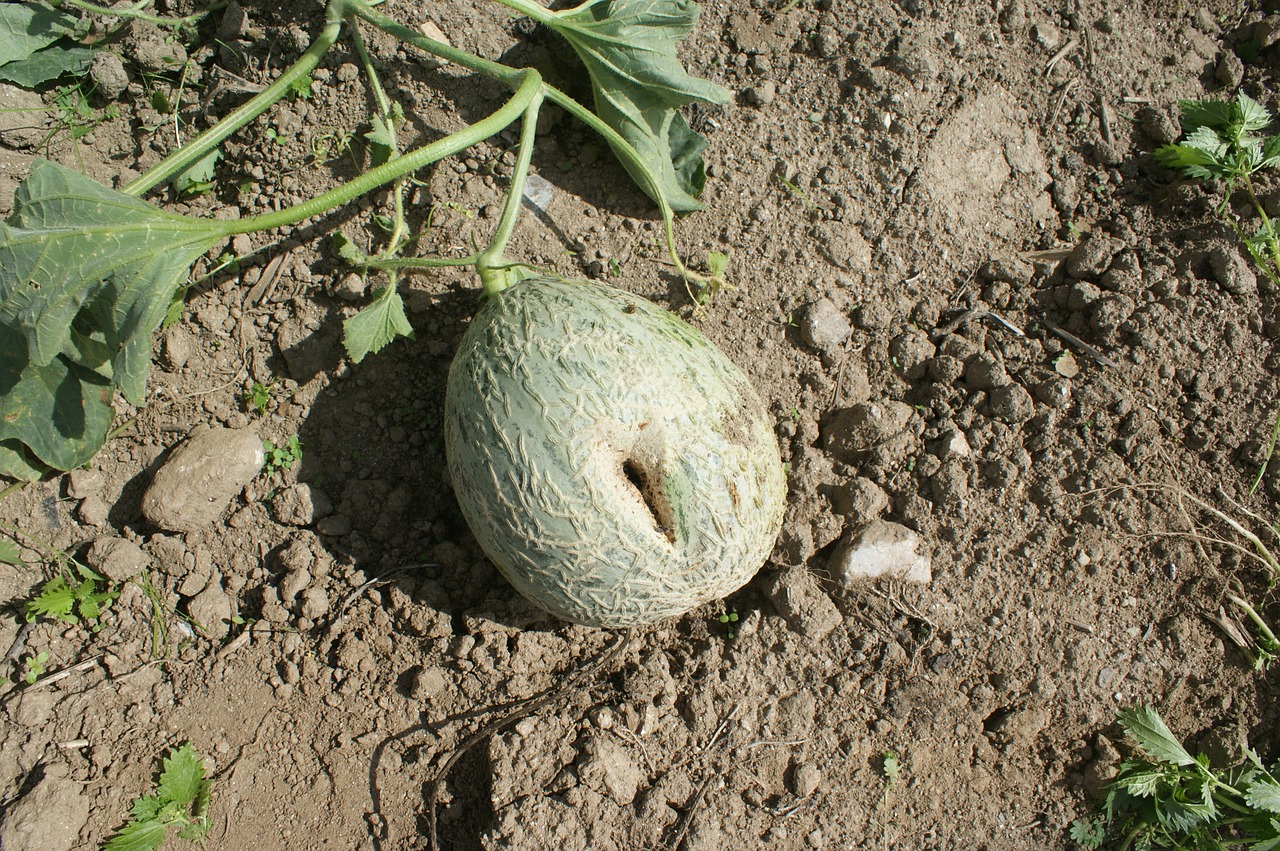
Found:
[219,71,543,236]
[122,6,345,197]
[476,88,544,297]
[55,0,208,28]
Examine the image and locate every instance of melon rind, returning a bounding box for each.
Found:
[444,276,786,628]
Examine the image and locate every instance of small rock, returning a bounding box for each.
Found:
[272,483,323,526]
[934,429,971,459]
[277,537,314,573]
[888,329,936,381]
[823,401,915,462]
[0,765,90,851]
[964,354,1010,390]
[577,734,645,805]
[761,567,843,639]
[333,272,367,302]
[801,298,852,355]
[746,80,776,106]
[411,666,450,700]
[0,84,50,148]
[89,51,130,100]
[829,520,932,585]
[1138,105,1181,146]
[85,537,150,582]
[128,34,188,74]
[142,428,264,532]
[76,496,111,527]
[66,468,104,499]
[280,569,311,604]
[188,579,232,640]
[1066,232,1122,279]
[300,586,329,620]
[218,1,250,39]
[1207,244,1258,295]
[980,256,1033,285]
[162,327,194,371]
[1254,15,1280,50]
[987,384,1035,423]
[790,760,822,797]
[1215,52,1244,89]
[826,476,889,522]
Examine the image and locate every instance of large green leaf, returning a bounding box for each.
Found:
[0,2,77,68]
[0,44,95,87]
[0,160,228,477]
[546,0,730,212]
[1,160,227,403]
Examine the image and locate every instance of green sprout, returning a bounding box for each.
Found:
[1155,91,1280,286]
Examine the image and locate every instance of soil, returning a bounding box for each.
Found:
[3,0,1280,849]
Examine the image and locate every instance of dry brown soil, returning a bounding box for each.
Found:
[3,0,1280,849]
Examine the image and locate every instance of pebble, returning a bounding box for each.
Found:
[888,328,936,381]
[790,760,823,797]
[280,569,311,603]
[826,476,889,522]
[1207,244,1258,295]
[577,734,645,805]
[801,298,852,355]
[1138,105,1180,145]
[272,483,332,526]
[823,401,915,462]
[986,384,1036,423]
[85,537,150,582]
[761,567,843,639]
[829,520,932,585]
[1066,232,1123,279]
[66,469,105,499]
[89,51,130,99]
[142,427,264,532]
[76,496,111,527]
[187,579,233,641]
[964,354,1010,390]
[300,586,329,620]
[747,80,776,106]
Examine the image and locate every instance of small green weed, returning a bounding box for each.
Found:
[104,743,212,851]
[716,609,739,639]
[262,435,303,475]
[1072,705,1280,850]
[242,379,275,416]
[1155,91,1280,286]
[23,562,117,626]
[21,651,49,684]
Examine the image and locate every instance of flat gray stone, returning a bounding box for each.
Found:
[830,520,932,585]
[142,427,264,532]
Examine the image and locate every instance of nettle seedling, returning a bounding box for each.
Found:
[23,561,117,627]
[1,0,786,629]
[262,435,303,475]
[1071,705,1280,850]
[1155,90,1280,286]
[104,743,212,851]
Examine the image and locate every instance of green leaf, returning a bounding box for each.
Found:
[171,148,221,197]
[0,537,20,565]
[0,44,95,87]
[101,819,171,851]
[0,160,228,472]
[1069,816,1106,848]
[342,285,413,363]
[1181,98,1235,131]
[332,232,366,265]
[1248,778,1280,815]
[1259,135,1280,171]
[24,575,76,622]
[157,744,207,807]
[0,439,45,481]
[545,0,730,213]
[1119,706,1197,767]
[1236,91,1273,133]
[0,2,78,68]
[128,794,164,822]
[364,114,399,167]
[1251,819,1280,851]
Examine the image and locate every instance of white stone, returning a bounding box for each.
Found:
[829,520,932,585]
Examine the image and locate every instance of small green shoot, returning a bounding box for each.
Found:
[262,435,303,475]
[1251,406,1280,495]
[716,609,739,639]
[22,651,49,684]
[1075,705,1280,850]
[1155,91,1280,286]
[104,743,212,851]
[242,380,275,416]
[23,563,117,625]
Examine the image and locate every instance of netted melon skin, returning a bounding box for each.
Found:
[444,277,786,628]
